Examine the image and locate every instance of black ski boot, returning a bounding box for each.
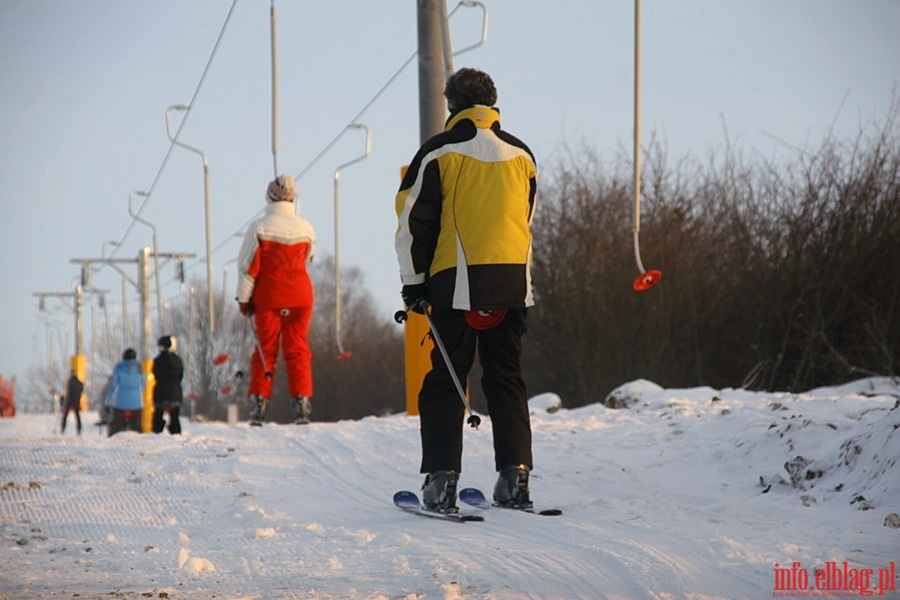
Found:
[292,396,311,425]
[422,470,459,513]
[493,464,533,509]
[249,395,267,426]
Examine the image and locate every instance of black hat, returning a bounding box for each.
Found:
[158,335,172,350]
[444,68,497,113]
[122,348,137,360]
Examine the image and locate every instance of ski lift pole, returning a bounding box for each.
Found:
[333,123,371,361]
[270,0,279,177]
[632,0,661,291]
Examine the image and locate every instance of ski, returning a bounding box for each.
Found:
[393,491,484,523]
[459,487,563,516]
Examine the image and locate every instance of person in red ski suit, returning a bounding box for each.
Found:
[235,174,316,425]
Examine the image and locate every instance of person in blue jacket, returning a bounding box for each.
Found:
[105,348,146,436]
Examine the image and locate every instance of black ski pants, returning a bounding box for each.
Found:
[107,408,143,437]
[61,407,81,434]
[418,306,532,474]
[152,404,182,434]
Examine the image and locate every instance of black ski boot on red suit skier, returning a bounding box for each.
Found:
[249,395,267,426]
[292,396,311,425]
[493,464,533,509]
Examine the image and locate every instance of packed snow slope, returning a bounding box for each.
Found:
[1,378,898,600]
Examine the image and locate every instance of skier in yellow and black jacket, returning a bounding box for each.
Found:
[394,67,540,513]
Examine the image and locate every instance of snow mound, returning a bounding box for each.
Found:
[757,378,900,509]
[177,548,215,575]
[528,392,562,414]
[603,378,664,408]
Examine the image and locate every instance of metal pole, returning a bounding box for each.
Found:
[122,277,129,347]
[100,293,112,367]
[629,0,661,291]
[138,248,152,361]
[74,283,84,359]
[128,191,164,331]
[333,124,371,359]
[270,0,279,176]
[437,0,454,80]
[100,240,126,348]
[417,0,446,143]
[188,286,196,419]
[202,161,215,334]
[633,0,642,239]
[166,104,216,334]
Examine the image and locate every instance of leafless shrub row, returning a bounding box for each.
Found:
[524,103,899,406]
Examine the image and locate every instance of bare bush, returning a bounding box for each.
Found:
[526,102,899,405]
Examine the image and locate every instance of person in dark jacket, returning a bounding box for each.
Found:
[105,348,146,436]
[152,335,184,434]
[61,370,84,435]
[394,68,539,513]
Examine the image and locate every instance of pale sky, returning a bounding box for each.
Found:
[1,0,898,389]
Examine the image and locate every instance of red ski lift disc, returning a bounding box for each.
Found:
[465,309,507,330]
[633,269,662,291]
[211,353,230,366]
[337,351,353,361]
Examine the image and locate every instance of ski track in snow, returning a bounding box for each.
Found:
[0,378,898,599]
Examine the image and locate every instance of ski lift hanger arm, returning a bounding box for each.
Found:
[450,1,489,57]
[631,0,661,291]
[333,124,372,361]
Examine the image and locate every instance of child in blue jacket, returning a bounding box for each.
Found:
[105,348,146,436]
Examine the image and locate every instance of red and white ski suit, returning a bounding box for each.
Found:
[235,200,316,399]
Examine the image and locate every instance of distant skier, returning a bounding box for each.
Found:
[105,348,146,436]
[60,370,83,435]
[152,335,184,435]
[235,174,316,426]
[395,68,539,512]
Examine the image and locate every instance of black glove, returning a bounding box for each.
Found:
[401,284,428,313]
[238,300,255,316]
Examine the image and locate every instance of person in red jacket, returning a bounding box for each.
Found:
[235,174,316,426]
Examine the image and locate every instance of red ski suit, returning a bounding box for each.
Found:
[235,200,316,399]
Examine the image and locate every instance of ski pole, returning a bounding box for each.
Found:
[235,316,251,380]
[630,0,661,292]
[394,300,481,429]
[247,316,274,380]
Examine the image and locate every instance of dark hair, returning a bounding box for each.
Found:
[122,348,137,361]
[444,68,497,112]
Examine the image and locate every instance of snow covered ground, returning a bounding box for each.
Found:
[1,378,897,600]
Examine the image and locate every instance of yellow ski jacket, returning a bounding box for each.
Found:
[395,105,537,310]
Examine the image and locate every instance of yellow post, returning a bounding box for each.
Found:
[142,359,155,432]
[70,354,87,412]
[399,164,434,416]
[404,312,432,415]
